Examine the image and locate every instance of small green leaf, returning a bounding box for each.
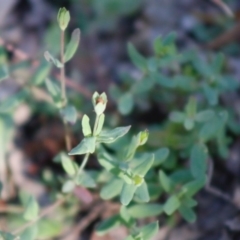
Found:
[45,78,60,97]
[44,51,63,68]
[37,219,61,239]
[0,231,19,240]
[123,135,139,161]
[60,153,76,176]
[95,113,105,135]
[137,130,149,146]
[77,171,96,188]
[20,225,38,240]
[134,181,150,202]
[118,93,134,115]
[62,180,75,193]
[195,110,215,122]
[97,126,131,144]
[163,195,180,215]
[69,137,96,155]
[179,205,196,223]
[141,221,159,240]
[182,178,206,197]
[100,179,124,200]
[127,204,163,218]
[32,60,51,85]
[153,148,169,166]
[185,97,197,118]
[184,118,194,130]
[23,196,39,221]
[154,37,164,55]
[96,215,120,236]
[203,85,219,106]
[120,183,137,206]
[120,206,132,225]
[64,28,80,62]
[0,91,27,113]
[181,197,198,208]
[0,65,9,82]
[199,115,225,142]
[128,43,147,72]
[82,115,92,136]
[132,154,154,177]
[159,170,174,193]
[190,143,208,179]
[212,53,224,73]
[60,105,77,124]
[45,78,62,107]
[169,111,185,123]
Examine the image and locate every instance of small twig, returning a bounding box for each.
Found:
[211,0,234,17]
[205,158,237,206]
[13,197,67,235]
[0,205,23,214]
[71,203,103,234]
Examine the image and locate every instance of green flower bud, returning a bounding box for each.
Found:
[92,92,108,115]
[132,175,143,186]
[137,130,149,146]
[57,7,70,31]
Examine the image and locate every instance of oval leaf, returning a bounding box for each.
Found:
[120,183,137,206]
[97,126,131,144]
[96,215,120,236]
[127,204,163,218]
[100,179,123,200]
[190,143,208,179]
[60,153,76,176]
[60,105,77,124]
[23,196,39,221]
[82,114,92,136]
[64,28,80,62]
[44,51,63,68]
[69,137,96,155]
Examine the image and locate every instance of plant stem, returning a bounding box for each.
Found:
[77,153,90,176]
[60,29,71,152]
[76,114,101,177]
[13,196,67,235]
[93,115,100,136]
[60,30,66,104]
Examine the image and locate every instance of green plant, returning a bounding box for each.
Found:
[1,6,240,240]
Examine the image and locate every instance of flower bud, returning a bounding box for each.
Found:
[137,130,149,146]
[92,92,108,115]
[57,7,70,31]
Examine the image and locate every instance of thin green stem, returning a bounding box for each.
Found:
[77,153,90,177]
[93,115,100,136]
[76,113,101,177]
[60,30,66,105]
[60,29,71,152]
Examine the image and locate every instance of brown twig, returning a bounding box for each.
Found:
[211,0,234,17]
[205,158,237,206]
[0,205,23,214]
